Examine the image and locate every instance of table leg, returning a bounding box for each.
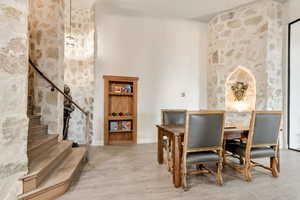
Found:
[173,135,182,188]
[157,127,164,164]
[167,136,172,172]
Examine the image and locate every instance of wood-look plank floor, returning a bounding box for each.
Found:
[58,144,300,200]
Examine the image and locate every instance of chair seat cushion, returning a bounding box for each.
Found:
[226,142,275,159]
[187,151,220,164]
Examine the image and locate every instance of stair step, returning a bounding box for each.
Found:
[21,141,73,193]
[28,125,48,138]
[29,115,40,119]
[19,148,87,200]
[34,106,41,114]
[29,115,41,127]
[28,135,59,161]
[27,109,33,116]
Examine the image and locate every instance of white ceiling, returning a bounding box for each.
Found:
[74,0,287,22]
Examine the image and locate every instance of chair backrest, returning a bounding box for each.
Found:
[185,111,225,150]
[161,110,186,126]
[251,111,282,146]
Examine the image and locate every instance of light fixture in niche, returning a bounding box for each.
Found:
[225,66,256,112]
[231,82,248,101]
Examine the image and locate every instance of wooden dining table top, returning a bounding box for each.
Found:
[156,124,249,136]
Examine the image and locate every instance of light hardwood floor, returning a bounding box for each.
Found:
[58,144,300,200]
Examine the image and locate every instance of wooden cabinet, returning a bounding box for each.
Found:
[103,75,139,145]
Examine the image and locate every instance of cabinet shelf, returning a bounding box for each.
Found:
[109,92,133,96]
[109,130,132,133]
[108,116,133,120]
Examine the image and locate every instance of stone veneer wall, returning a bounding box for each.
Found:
[64,7,95,144]
[207,0,283,123]
[29,0,65,135]
[0,1,29,199]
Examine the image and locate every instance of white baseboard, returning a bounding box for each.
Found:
[91,139,155,145]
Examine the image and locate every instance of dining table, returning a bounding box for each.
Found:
[156,124,250,188]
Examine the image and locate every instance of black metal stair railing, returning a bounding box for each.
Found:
[29,58,90,145]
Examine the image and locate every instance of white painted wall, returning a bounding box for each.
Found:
[92,13,208,145]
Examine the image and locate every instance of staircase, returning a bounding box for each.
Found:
[18,105,87,200]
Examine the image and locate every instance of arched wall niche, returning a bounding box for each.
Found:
[225,66,256,112]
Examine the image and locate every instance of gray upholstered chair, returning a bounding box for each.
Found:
[182,111,225,190]
[225,111,282,181]
[161,110,186,126]
[161,109,186,172]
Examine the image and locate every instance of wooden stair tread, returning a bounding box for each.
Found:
[28,126,47,137]
[28,135,58,151]
[27,141,72,176]
[40,147,86,187]
[29,125,47,130]
[19,148,87,199]
[29,115,41,119]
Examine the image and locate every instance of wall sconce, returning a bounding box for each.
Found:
[231,82,248,101]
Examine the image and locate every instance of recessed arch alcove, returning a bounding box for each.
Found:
[225,66,256,112]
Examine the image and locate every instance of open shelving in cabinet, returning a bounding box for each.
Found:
[103,75,139,145]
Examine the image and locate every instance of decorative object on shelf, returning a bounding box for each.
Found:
[112,85,122,93]
[121,87,126,93]
[111,112,117,116]
[110,121,118,132]
[119,112,124,116]
[123,85,132,93]
[124,113,131,116]
[231,81,248,101]
[122,121,132,131]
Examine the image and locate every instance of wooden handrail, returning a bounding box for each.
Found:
[29,59,88,116]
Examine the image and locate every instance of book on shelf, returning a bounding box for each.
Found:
[122,84,132,93]
[109,121,118,132]
[121,121,131,131]
[111,84,132,94]
[111,85,122,93]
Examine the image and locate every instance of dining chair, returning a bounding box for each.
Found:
[161,109,186,172]
[225,111,282,181]
[161,109,186,126]
[182,111,225,190]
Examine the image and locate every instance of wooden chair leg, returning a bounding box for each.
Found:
[270,157,279,177]
[276,147,280,173]
[166,138,173,172]
[169,140,173,172]
[182,173,189,191]
[222,140,227,168]
[182,162,189,191]
[239,156,244,165]
[216,161,224,185]
[244,161,252,182]
[166,141,170,171]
